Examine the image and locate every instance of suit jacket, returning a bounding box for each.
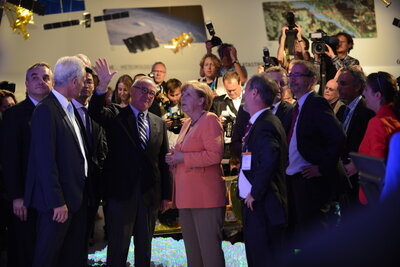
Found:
[89,93,171,207]
[24,92,87,212]
[296,92,346,195]
[336,98,375,159]
[230,105,251,161]
[274,100,293,134]
[172,112,226,209]
[73,104,108,204]
[1,98,35,201]
[242,109,288,225]
[210,94,240,117]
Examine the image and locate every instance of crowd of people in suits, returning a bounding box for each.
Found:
[0,26,399,267]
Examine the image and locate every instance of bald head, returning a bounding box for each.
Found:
[324,79,340,104]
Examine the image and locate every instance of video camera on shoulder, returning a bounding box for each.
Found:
[309,30,339,55]
[205,21,222,47]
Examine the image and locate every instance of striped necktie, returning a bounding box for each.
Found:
[137,112,149,149]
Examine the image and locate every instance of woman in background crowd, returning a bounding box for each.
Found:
[111,74,133,107]
[357,71,400,204]
[165,81,226,267]
[198,54,225,96]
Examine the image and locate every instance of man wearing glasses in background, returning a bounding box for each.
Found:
[285,60,345,248]
[89,59,172,267]
[149,62,168,117]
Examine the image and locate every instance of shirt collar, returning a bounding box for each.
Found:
[129,103,148,118]
[346,95,362,111]
[52,89,70,110]
[71,99,87,109]
[28,95,39,106]
[249,107,269,124]
[297,90,313,109]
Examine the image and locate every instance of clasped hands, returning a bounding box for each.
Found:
[165,148,184,166]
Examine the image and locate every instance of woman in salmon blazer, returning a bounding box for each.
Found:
[165,81,226,267]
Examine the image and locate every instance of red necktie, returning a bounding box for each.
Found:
[241,122,253,147]
[287,103,299,144]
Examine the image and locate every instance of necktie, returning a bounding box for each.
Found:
[66,102,75,122]
[287,103,299,144]
[137,112,149,149]
[241,122,253,148]
[81,107,92,138]
[342,106,351,122]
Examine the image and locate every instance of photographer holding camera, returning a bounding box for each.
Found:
[161,79,187,148]
[202,21,248,83]
[313,32,360,71]
[277,23,311,71]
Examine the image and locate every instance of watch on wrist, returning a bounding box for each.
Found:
[232,60,239,65]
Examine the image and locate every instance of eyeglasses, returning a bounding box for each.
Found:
[288,73,312,78]
[133,86,157,97]
[152,70,166,74]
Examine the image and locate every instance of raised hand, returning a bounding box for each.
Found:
[93,58,117,93]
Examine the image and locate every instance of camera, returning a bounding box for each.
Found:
[284,12,298,56]
[168,112,183,134]
[205,21,222,47]
[309,31,339,55]
[262,47,279,71]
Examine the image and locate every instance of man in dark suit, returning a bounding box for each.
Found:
[336,67,375,213]
[264,66,294,134]
[24,56,89,267]
[71,67,107,250]
[89,59,172,267]
[211,72,243,174]
[285,60,346,243]
[1,62,53,267]
[239,74,288,266]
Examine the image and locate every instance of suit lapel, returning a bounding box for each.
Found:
[118,107,143,152]
[49,93,84,153]
[148,113,159,150]
[244,109,269,147]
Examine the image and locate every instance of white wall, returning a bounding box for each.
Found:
[1,0,399,101]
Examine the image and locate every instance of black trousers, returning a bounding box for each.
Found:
[32,192,88,267]
[287,173,332,244]
[242,203,286,267]
[6,204,37,267]
[106,190,157,267]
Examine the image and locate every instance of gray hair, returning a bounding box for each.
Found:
[54,56,85,88]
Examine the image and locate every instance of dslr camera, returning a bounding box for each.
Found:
[309,31,339,55]
[168,112,184,134]
[284,12,298,56]
[205,21,222,47]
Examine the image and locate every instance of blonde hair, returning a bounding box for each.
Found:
[181,81,214,111]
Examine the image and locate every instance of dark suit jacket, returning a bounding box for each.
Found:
[336,98,375,158]
[242,109,288,225]
[210,94,240,117]
[73,105,107,205]
[275,100,293,134]
[1,98,35,201]
[89,93,171,207]
[230,105,251,161]
[295,91,346,196]
[24,92,87,212]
